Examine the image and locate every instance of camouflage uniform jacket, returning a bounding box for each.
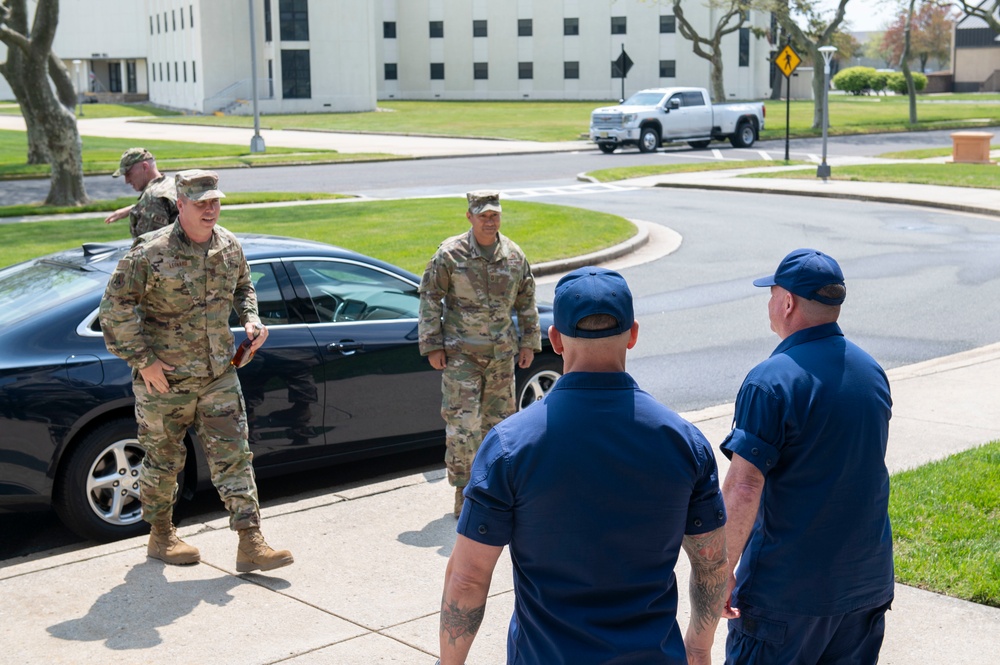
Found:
[418,229,541,359]
[100,221,260,380]
[129,174,178,239]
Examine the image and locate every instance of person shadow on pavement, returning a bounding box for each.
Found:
[397,514,459,558]
[46,560,244,650]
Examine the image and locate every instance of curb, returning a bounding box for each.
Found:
[532,219,650,277]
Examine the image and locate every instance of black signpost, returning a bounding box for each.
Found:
[613,44,633,103]
[775,42,801,161]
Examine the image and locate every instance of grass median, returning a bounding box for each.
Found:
[0,197,636,274]
[740,162,1000,190]
[890,441,1000,607]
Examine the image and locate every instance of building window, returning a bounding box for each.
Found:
[166,62,170,81]
[385,63,397,80]
[739,27,750,67]
[183,61,187,82]
[192,60,197,83]
[151,62,156,82]
[279,0,309,41]
[164,12,168,32]
[430,62,445,80]
[156,14,160,33]
[518,19,532,36]
[518,62,533,79]
[180,7,184,29]
[149,16,153,35]
[281,49,311,98]
[660,15,676,34]
[474,62,488,79]
[383,21,396,38]
[611,16,626,34]
[190,5,194,28]
[659,59,676,77]
[564,61,579,79]
[127,60,137,92]
[172,9,176,31]
[429,20,444,38]
[108,63,122,92]
[264,0,272,41]
[473,20,487,37]
[159,62,163,81]
[564,17,579,36]
[174,62,178,82]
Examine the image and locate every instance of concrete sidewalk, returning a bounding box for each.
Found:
[1,343,998,665]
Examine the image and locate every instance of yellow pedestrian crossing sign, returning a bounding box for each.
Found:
[776,45,801,78]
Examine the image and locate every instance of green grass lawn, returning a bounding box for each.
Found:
[0,102,182,117]
[135,95,1000,143]
[0,130,400,179]
[741,162,1000,189]
[890,441,1000,607]
[0,198,635,274]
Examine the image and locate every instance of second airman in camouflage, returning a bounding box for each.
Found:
[100,169,293,573]
[104,147,178,238]
[418,191,541,515]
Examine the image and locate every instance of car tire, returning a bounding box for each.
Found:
[638,127,660,153]
[53,418,148,542]
[515,355,563,411]
[598,143,617,154]
[688,140,712,149]
[729,121,756,148]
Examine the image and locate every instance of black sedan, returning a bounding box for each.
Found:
[0,236,562,542]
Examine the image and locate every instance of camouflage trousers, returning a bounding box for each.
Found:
[133,368,260,531]
[441,353,516,488]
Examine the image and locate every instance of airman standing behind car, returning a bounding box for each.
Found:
[418,191,541,516]
[99,169,293,572]
[104,147,178,238]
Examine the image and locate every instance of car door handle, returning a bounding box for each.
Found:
[328,340,364,355]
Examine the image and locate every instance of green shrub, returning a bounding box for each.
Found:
[832,66,877,95]
[870,71,889,94]
[887,72,928,94]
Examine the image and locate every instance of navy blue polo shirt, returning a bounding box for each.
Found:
[458,371,725,665]
[721,322,894,617]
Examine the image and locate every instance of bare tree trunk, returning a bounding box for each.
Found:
[710,50,726,102]
[673,0,748,103]
[0,0,88,205]
[0,0,48,163]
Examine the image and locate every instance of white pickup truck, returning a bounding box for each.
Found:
[590,87,766,153]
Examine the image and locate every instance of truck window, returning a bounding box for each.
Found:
[682,91,706,107]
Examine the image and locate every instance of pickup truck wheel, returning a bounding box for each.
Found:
[730,121,756,148]
[688,140,711,149]
[598,143,617,154]
[638,127,660,153]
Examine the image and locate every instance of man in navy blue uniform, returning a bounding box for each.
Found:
[437,266,730,665]
[719,249,894,664]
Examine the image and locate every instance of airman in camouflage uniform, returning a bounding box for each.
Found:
[104,147,178,238]
[100,169,293,572]
[418,191,541,515]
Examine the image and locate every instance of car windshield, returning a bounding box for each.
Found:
[621,92,666,106]
[0,260,106,327]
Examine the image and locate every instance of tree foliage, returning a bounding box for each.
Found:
[955,0,1000,32]
[880,2,956,72]
[0,0,88,205]
[887,70,928,92]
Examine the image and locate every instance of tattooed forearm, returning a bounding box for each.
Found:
[682,528,729,635]
[440,599,486,646]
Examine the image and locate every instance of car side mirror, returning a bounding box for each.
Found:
[668,99,680,110]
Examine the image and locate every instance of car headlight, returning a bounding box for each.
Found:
[622,113,637,125]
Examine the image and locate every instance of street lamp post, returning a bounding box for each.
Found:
[248,0,265,153]
[816,45,837,180]
[72,59,83,116]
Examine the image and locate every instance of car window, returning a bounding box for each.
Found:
[229,262,289,327]
[622,91,667,106]
[0,260,107,327]
[292,260,420,323]
[682,91,706,107]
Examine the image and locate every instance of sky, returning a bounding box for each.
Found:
[825,0,900,32]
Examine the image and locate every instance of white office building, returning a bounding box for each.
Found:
[0,0,772,115]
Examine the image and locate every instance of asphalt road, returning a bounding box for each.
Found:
[3,128,999,561]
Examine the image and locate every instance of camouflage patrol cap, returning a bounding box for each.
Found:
[175,169,226,201]
[112,147,154,177]
[467,190,502,215]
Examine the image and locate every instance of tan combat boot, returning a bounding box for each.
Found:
[454,486,465,517]
[236,527,294,573]
[147,521,201,565]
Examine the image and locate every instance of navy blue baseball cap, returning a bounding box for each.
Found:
[753,248,846,305]
[554,267,634,338]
